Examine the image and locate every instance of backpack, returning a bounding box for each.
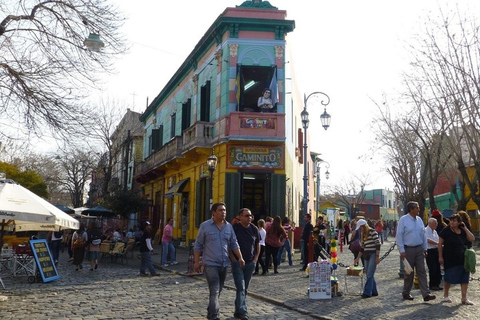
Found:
[89,231,102,246]
[72,235,84,249]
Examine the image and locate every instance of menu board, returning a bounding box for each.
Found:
[29,239,59,282]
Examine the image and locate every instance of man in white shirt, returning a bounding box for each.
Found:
[396,201,436,302]
[425,217,442,291]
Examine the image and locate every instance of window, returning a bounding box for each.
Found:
[236,65,277,112]
[200,81,211,122]
[182,99,192,131]
[151,126,163,151]
[170,113,176,139]
[148,134,152,156]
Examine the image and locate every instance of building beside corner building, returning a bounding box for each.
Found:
[134,1,315,245]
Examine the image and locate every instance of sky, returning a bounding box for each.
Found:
[27,0,480,192]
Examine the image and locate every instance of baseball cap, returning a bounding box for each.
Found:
[355,219,367,230]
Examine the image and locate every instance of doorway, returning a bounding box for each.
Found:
[241,172,271,221]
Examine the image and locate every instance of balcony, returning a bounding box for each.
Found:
[135,136,183,183]
[182,121,215,152]
[225,111,285,139]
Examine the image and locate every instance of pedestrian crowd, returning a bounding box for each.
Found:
[44,199,476,320]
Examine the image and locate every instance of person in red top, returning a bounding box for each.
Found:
[375,220,384,244]
[264,216,287,274]
[277,217,294,266]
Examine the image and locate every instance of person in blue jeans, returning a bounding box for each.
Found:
[161,218,177,266]
[194,203,245,320]
[277,217,293,266]
[353,219,380,298]
[230,208,260,320]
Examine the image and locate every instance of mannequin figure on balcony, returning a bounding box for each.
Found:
[257,88,273,112]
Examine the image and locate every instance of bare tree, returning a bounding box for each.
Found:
[87,97,129,198]
[55,147,96,208]
[330,175,368,219]
[403,8,480,210]
[0,0,127,141]
[374,7,480,216]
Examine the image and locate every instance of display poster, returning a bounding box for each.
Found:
[308,260,331,299]
[29,239,59,282]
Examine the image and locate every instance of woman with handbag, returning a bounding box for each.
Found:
[264,216,287,274]
[354,219,381,298]
[349,220,364,267]
[438,213,476,305]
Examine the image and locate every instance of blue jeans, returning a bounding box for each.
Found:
[161,241,176,265]
[277,239,293,265]
[363,252,378,296]
[231,261,255,317]
[50,240,61,262]
[140,251,156,275]
[204,265,227,320]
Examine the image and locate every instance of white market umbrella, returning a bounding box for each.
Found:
[0,179,79,232]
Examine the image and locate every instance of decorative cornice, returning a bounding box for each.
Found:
[237,0,277,9]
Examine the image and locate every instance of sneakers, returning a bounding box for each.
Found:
[162,264,169,267]
[151,273,160,277]
[462,299,474,305]
[139,273,148,277]
[171,261,179,265]
[441,297,452,303]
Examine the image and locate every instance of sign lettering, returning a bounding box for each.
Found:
[29,239,59,282]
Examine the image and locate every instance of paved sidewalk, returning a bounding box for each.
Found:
[153,239,480,320]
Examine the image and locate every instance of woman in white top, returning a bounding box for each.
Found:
[254,219,267,275]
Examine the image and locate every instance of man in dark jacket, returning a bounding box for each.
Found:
[301,213,313,271]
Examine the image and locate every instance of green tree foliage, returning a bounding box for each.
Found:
[100,189,147,219]
[0,161,48,198]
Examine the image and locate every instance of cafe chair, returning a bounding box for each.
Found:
[109,242,125,262]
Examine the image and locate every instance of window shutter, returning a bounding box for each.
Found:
[195,180,202,228]
[224,172,241,222]
[271,174,286,218]
[205,177,212,220]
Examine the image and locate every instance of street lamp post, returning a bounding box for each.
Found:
[302,92,331,222]
[206,149,218,208]
[315,158,330,216]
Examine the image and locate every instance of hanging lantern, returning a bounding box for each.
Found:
[84,33,105,52]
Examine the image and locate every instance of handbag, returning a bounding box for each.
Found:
[349,239,361,252]
[455,231,476,274]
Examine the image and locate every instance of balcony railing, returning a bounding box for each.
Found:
[226,111,285,138]
[182,121,215,151]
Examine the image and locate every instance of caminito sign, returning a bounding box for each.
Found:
[227,145,284,169]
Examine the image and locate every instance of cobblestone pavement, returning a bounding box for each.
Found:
[1,239,479,319]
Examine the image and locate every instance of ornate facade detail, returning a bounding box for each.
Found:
[238,0,277,9]
[229,44,239,57]
[275,46,284,59]
[192,74,199,92]
[214,49,223,63]
[229,24,239,38]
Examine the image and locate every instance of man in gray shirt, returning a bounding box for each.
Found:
[194,203,245,320]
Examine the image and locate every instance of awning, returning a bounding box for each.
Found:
[165,178,190,198]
